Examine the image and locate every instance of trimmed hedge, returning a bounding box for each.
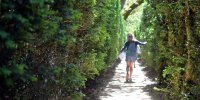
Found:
[0,0,124,99]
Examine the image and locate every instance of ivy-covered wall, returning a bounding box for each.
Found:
[0,0,124,99]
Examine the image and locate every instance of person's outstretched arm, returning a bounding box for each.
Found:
[120,42,128,52]
[136,41,147,45]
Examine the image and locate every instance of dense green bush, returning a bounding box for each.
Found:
[137,0,200,99]
[0,0,123,99]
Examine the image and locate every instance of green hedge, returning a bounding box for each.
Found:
[138,0,200,99]
[0,0,124,99]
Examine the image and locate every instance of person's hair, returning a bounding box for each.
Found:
[127,33,133,38]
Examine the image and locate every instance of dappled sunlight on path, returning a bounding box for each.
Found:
[98,61,156,100]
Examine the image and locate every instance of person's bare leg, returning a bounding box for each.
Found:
[126,62,130,81]
[129,62,134,81]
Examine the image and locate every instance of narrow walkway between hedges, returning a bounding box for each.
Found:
[98,61,156,100]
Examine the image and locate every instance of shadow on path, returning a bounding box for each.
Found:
[84,60,165,100]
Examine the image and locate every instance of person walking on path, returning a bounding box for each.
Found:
[120,33,147,82]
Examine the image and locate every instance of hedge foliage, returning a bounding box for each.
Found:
[0,0,124,99]
[138,0,200,99]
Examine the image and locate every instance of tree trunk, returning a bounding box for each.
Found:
[185,0,193,84]
[123,0,143,20]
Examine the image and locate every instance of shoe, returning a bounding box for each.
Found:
[124,80,129,83]
[129,78,133,83]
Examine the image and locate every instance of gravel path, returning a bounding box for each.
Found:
[98,61,156,100]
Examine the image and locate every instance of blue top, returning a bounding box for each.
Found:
[121,41,145,57]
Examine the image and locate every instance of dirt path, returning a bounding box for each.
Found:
[98,61,157,100]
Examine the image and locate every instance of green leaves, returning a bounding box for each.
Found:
[51,64,86,95]
[29,76,38,82]
[80,53,99,79]
[0,30,9,39]
[14,64,26,75]
[162,66,184,78]
[0,0,123,98]
[0,67,12,79]
[0,30,15,48]
[138,0,200,99]
[0,64,27,86]
[5,40,15,48]
[30,0,45,6]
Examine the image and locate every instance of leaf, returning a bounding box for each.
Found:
[14,64,26,75]
[29,76,38,82]
[53,67,62,76]
[5,79,14,86]
[0,67,12,78]
[6,39,15,49]
[0,30,9,39]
